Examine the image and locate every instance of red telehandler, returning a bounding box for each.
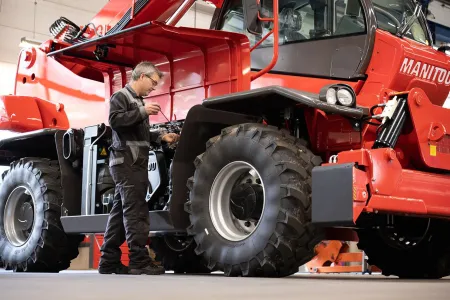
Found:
[0,0,449,278]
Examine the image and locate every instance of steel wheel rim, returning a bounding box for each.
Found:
[209,161,265,242]
[379,217,431,250]
[4,186,36,247]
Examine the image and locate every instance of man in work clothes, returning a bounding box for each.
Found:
[99,61,179,275]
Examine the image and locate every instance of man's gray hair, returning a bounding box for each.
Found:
[131,61,163,81]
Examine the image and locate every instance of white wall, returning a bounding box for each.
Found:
[427,0,450,29]
[0,62,16,95]
[176,2,215,29]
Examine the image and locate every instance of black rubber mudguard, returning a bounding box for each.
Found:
[202,85,369,119]
[0,129,60,165]
[55,130,82,216]
[0,129,82,217]
[169,105,259,229]
[311,163,355,227]
[170,86,368,229]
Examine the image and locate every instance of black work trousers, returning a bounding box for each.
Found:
[99,149,151,269]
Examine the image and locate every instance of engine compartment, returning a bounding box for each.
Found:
[61,120,183,216]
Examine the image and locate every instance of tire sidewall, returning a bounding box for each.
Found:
[0,165,44,265]
[190,132,284,265]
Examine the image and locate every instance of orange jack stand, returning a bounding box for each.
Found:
[306,240,380,274]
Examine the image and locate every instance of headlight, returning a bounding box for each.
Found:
[337,89,354,106]
[319,84,356,107]
[326,88,337,105]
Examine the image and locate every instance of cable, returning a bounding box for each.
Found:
[159,110,171,123]
[360,103,386,127]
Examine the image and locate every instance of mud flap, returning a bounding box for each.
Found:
[311,163,355,227]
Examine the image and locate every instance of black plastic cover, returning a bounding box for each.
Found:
[311,163,355,227]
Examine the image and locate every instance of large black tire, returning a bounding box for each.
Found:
[150,236,211,274]
[357,218,450,279]
[0,158,82,272]
[184,123,323,277]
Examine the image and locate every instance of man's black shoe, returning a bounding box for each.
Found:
[98,263,129,274]
[129,262,165,275]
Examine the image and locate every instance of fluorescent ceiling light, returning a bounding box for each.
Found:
[19,37,43,48]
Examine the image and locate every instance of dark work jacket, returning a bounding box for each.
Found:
[108,84,161,167]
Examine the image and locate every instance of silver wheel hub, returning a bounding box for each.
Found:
[4,186,36,247]
[209,161,265,242]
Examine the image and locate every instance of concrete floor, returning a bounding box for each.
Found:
[0,270,449,300]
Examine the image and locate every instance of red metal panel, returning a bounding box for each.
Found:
[352,167,369,223]
[251,72,363,94]
[172,88,205,120]
[85,0,130,38]
[41,22,250,126]
[0,96,42,131]
[206,44,233,88]
[0,96,69,132]
[92,235,129,268]
[203,0,224,7]
[83,0,187,38]
[316,114,361,153]
[148,94,172,124]
[337,149,450,220]
[249,30,450,160]
[359,29,450,107]
[34,98,70,129]
[406,88,450,170]
[172,50,205,90]
[15,48,106,130]
[208,81,233,98]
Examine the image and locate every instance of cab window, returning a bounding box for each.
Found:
[371,0,430,45]
[218,0,367,48]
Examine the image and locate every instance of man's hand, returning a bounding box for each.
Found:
[162,133,180,144]
[144,103,161,115]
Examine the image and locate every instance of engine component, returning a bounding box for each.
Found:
[146,151,169,203]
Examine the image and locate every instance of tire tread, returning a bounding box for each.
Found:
[185,123,324,277]
[0,157,82,272]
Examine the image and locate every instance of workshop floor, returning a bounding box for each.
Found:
[1,270,449,300]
